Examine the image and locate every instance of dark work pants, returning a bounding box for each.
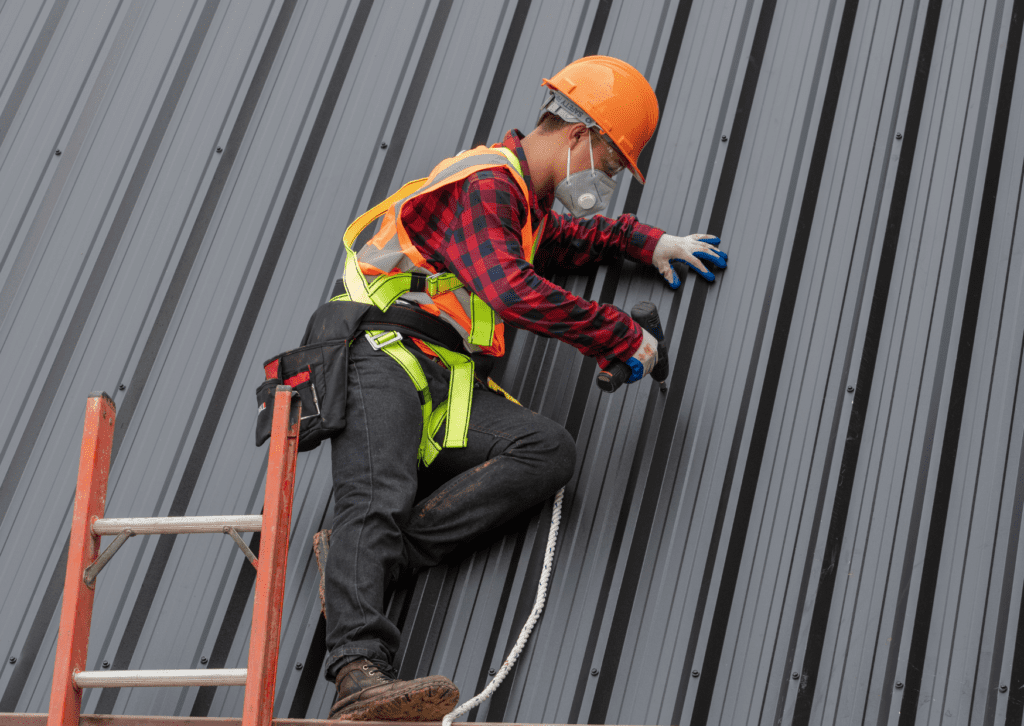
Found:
[323,335,576,679]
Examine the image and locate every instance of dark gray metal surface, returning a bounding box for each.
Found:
[1,0,1022,723]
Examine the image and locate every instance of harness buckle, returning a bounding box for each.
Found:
[366,330,403,350]
[426,272,446,296]
[426,272,463,296]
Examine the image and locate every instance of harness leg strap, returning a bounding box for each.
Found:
[364,331,475,467]
[364,330,437,465]
[424,342,474,450]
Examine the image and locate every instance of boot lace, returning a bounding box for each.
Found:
[362,660,395,684]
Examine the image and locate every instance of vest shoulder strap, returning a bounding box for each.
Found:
[343,177,426,247]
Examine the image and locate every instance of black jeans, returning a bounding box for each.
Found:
[323,335,576,679]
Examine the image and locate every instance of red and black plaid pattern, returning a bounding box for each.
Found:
[398,130,664,367]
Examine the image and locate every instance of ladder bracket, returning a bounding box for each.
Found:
[224,526,259,569]
[83,529,135,588]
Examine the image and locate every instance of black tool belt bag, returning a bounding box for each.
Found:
[255,298,464,451]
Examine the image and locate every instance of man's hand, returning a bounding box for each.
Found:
[626,327,660,383]
[653,233,728,285]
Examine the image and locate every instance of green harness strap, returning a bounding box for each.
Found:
[360,329,473,467]
[336,147,526,466]
[333,267,478,467]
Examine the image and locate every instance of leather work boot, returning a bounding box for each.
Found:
[329,658,459,721]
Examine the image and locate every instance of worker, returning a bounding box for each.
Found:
[322,55,727,721]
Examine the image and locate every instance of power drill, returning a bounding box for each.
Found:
[596,301,669,392]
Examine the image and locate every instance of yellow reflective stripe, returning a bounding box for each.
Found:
[335,151,525,458]
[334,153,533,462]
[340,179,428,307]
[338,153,519,344]
[329,292,351,302]
[365,273,415,311]
[444,363,474,449]
[368,331,429,390]
[424,343,474,449]
[467,293,496,347]
[344,252,372,304]
[428,401,448,438]
[369,330,439,465]
[425,400,449,466]
[353,271,467,310]
[343,178,426,246]
[420,436,442,467]
[496,146,523,178]
[366,330,477,465]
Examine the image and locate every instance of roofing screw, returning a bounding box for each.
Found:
[692,670,700,678]
[1001,685,1008,693]
[55,149,62,156]
[488,668,496,676]
[8,657,16,664]
[896,133,903,140]
[792,672,800,680]
[102,661,110,669]
[295,662,302,670]
[848,385,854,393]
[216,147,223,153]
[721,135,728,142]
[200,656,208,665]
[118,383,126,390]
[895,681,903,689]
[591,668,599,677]
[381,142,388,149]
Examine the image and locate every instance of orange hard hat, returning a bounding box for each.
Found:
[542,56,659,183]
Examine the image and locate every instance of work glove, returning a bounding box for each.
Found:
[626,327,660,383]
[652,233,728,285]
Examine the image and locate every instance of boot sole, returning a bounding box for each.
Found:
[330,676,459,721]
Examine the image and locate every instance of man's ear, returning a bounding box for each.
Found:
[566,122,589,148]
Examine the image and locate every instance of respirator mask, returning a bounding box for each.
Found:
[554,133,619,217]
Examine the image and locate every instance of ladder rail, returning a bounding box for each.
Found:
[47,392,115,726]
[242,386,300,725]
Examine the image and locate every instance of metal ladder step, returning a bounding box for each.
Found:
[74,668,248,688]
[93,515,263,535]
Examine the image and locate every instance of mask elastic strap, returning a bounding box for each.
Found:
[588,132,596,171]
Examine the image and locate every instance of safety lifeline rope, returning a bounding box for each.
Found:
[441,485,564,726]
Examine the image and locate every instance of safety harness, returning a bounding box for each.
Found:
[333,147,530,466]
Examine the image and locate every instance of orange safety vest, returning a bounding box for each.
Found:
[341,145,542,357]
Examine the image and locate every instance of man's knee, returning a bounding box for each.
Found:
[526,418,577,492]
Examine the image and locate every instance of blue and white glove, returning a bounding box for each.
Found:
[626,327,660,383]
[652,233,728,286]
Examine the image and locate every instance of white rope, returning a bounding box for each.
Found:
[442,486,564,726]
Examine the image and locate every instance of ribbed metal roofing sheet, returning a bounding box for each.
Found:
[1,0,1023,723]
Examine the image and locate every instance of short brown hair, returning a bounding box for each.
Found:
[535,111,572,133]
[535,113,606,147]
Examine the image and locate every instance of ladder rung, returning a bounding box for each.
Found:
[92,515,263,535]
[74,667,248,688]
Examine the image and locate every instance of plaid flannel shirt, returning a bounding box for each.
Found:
[399,130,664,368]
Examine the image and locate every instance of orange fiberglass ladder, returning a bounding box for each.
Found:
[47,387,300,726]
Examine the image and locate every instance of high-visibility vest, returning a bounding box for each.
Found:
[338,145,541,357]
[334,145,541,465]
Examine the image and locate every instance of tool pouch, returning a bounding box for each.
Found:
[255,301,372,451]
